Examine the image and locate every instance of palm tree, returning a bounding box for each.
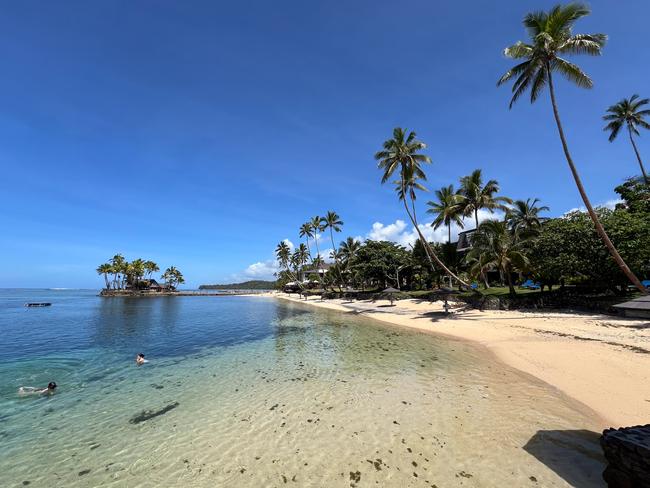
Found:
[339,237,361,264]
[507,198,550,236]
[321,211,345,288]
[603,94,650,184]
[309,216,324,266]
[275,241,292,270]
[161,266,184,290]
[276,241,302,289]
[497,2,647,294]
[110,254,126,289]
[96,263,112,290]
[375,127,472,289]
[458,169,512,230]
[292,243,310,281]
[299,222,314,257]
[426,185,464,244]
[131,259,146,287]
[144,260,160,280]
[467,220,530,297]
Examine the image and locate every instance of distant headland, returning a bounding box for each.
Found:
[198,280,276,291]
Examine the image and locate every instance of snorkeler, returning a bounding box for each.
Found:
[18,382,57,396]
[136,353,147,365]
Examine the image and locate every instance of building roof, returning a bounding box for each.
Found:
[456,228,476,252]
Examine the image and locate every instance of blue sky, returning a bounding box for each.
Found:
[1,0,648,288]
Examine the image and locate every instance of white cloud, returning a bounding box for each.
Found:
[282,238,295,250]
[563,199,623,215]
[243,260,279,279]
[366,210,502,247]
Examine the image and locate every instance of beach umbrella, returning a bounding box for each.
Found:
[382,287,400,306]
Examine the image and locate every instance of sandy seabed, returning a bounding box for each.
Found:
[261,291,650,429]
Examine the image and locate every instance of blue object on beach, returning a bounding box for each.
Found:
[470,282,478,290]
[642,280,650,289]
[520,279,540,290]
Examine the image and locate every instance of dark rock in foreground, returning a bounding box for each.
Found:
[129,402,180,424]
[601,424,650,487]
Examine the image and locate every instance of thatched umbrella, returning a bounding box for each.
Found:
[382,287,400,306]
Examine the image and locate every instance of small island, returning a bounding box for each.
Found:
[97,254,185,296]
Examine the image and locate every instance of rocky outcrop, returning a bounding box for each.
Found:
[601,425,650,487]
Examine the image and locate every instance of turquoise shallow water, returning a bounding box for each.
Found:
[0,290,605,487]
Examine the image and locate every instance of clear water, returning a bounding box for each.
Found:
[0,290,605,487]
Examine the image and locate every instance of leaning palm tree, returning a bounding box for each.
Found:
[458,169,512,230]
[507,198,550,236]
[467,220,530,297]
[426,185,464,244]
[497,2,646,294]
[96,263,112,290]
[375,127,472,289]
[276,241,301,289]
[603,94,650,185]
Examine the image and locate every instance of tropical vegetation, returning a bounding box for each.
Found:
[96,255,184,291]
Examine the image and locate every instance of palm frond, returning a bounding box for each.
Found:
[552,57,593,88]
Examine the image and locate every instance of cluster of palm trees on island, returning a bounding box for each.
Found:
[274,2,649,297]
[96,254,185,291]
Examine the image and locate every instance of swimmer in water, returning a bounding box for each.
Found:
[18,382,57,396]
[136,353,147,365]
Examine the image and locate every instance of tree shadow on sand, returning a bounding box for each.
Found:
[523,429,605,487]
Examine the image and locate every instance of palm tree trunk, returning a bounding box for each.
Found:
[400,177,474,291]
[547,66,647,294]
[448,224,451,244]
[474,208,479,230]
[329,228,345,291]
[506,268,516,297]
[628,127,650,185]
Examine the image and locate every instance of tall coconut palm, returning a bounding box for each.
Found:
[497,2,646,294]
[467,220,530,297]
[299,222,314,257]
[458,169,512,230]
[426,185,464,244]
[507,198,550,236]
[603,94,650,185]
[96,263,112,290]
[309,216,324,266]
[321,211,345,288]
[375,127,472,289]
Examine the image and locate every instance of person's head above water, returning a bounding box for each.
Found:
[137,353,145,359]
[47,382,57,390]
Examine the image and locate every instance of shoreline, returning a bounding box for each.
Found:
[257,291,650,429]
